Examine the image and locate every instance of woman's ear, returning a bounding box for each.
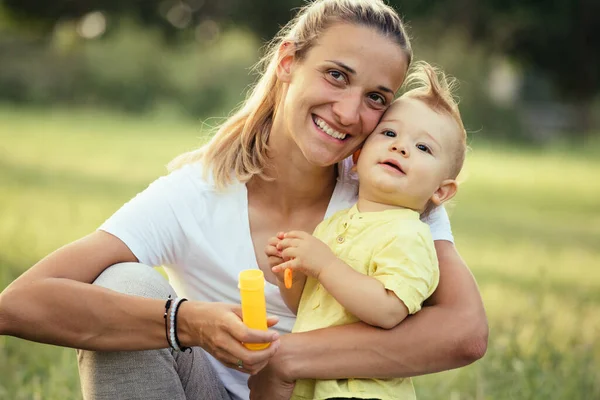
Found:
[276,41,296,83]
[430,179,458,206]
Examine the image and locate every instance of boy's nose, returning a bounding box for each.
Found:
[391,144,409,157]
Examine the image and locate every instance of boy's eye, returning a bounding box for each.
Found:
[416,144,431,153]
[383,130,396,137]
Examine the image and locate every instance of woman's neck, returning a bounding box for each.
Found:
[247,123,337,215]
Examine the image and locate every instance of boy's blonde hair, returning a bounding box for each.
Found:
[402,61,467,179]
[168,0,412,189]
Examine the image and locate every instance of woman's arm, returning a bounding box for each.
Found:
[0,231,160,350]
[0,231,280,375]
[265,240,487,381]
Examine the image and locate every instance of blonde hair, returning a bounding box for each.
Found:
[401,61,467,179]
[168,0,412,188]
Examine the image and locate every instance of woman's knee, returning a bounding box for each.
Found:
[92,262,174,299]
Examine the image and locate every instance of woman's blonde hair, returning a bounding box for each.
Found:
[168,0,412,188]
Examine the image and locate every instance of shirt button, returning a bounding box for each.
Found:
[336,235,345,243]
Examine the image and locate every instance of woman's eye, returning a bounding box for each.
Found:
[417,144,431,153]
[368,93,385,105]
[383,130,396,137]
[328,70,346,83]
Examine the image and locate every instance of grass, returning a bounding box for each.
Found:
[0,107,599,399]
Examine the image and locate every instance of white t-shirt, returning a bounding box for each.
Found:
[99,157,453,400]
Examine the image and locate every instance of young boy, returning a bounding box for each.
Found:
[269,61,468,400]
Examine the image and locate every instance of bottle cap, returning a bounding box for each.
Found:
[238,269,265,291]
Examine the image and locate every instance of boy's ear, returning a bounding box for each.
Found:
[276,41,296,82]
[430,179,457,206]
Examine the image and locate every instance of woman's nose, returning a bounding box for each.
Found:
[332,91,361,126]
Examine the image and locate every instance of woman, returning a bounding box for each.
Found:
[0,1,487,399]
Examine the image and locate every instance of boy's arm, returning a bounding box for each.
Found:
[318,259,408,329]
[319,230,438,330]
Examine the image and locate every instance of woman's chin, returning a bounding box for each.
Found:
[303,149,342,168]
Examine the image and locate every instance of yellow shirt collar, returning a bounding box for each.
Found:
[347,203,420,222]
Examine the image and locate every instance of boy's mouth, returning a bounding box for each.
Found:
[380,159,405,174]
[312,115,348,140]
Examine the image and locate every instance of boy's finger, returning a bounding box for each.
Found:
[281,247,297,260]
[265,244,280,257]
[276,259,296,272]
[268,256,284,268]
[277,238,301,250]
[283,231,307,239]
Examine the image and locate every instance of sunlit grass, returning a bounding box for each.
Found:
[1,107,599,399]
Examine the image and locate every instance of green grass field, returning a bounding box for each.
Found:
[1,107,599,399]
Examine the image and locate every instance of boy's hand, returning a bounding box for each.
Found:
[272,231,337,279]
[265,232,286,282]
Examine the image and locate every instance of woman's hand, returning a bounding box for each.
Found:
[178,302,281,375]
[248,336,296,400]
[272,231,337,279]
[248,364,296,400]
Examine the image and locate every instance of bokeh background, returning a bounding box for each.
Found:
[1,1,599,399]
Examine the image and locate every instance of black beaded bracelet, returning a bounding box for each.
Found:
[163,295,173,349]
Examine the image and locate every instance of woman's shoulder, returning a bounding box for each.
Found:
[142,161,244,212]
[163,161,242,194]
[166,161,214,189]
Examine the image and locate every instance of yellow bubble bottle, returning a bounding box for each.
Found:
[238,269,270,350]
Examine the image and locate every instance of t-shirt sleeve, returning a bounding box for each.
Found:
[99,165,203,267]
[421,206,454,243]
[370,230,440,314]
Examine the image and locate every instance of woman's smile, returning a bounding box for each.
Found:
[312,115,348,140]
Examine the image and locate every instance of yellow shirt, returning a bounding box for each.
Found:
[291,205,440,400]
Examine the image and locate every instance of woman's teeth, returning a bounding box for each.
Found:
[314,117,347,140]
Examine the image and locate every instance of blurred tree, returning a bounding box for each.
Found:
[0,0,229,40]
[2,0,598,133]
[389,0,600,134]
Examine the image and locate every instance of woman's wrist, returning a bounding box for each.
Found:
[175,300,206,348]
[273,332,307,381]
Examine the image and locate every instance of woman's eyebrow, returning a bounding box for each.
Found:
[326,59,394,95]
[377,86,394,95]
[326,60,356,75]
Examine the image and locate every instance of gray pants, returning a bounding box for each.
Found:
[77,263,233,400]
